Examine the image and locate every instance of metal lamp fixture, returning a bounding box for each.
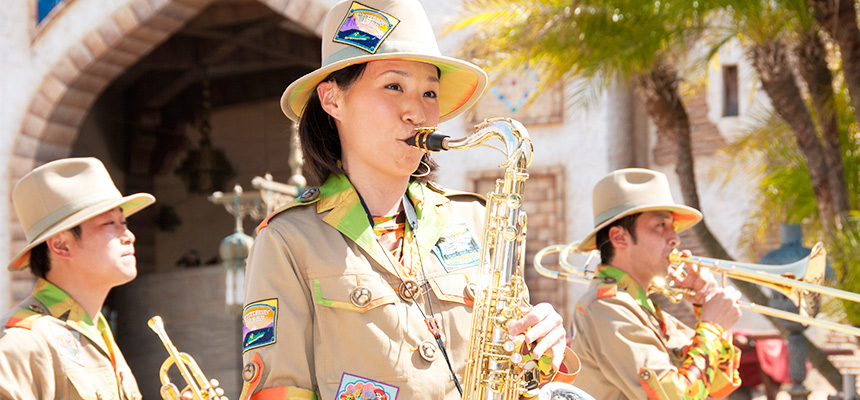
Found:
[176,79,235,194]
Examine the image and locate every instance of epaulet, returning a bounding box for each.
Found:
[427,181,486,202]
[256,187,321,234]
[596,276,618,299]
[5,304,47,330]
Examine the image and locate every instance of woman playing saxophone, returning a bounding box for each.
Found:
[237,0,578,399]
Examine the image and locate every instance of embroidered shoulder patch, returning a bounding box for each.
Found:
[432,223,481,272]
[242,299,278,353]
[336,373,399,400]
[51,325,83,366]
[333,1,400,54]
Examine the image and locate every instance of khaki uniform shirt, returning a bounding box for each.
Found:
[241,175,485,400]
[0,279,141,400]
[571,265,740,400]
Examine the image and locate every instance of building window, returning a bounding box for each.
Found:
[38,0,64,23]
[723,65,739,117]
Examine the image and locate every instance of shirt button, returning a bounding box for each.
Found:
[243,361,258,382]
[419,340,438,362]
[398,279,421,302]
[464,282,477,300]
[350,287,372,308]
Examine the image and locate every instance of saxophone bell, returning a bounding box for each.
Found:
[147,316,228,400]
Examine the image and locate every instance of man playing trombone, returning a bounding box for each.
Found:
[570,168,743,400]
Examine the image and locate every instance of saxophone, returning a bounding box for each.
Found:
[409,118,592,400]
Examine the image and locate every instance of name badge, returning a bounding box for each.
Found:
[432,223,481,272]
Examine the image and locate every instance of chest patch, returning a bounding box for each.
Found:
[51,325,84,366]
[336,373,399,400]
[242,299,278,353]
[432,223,481,272]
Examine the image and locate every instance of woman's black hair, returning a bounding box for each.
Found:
[298,62,438,184]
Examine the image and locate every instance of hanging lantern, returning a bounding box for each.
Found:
[176,79,235,193]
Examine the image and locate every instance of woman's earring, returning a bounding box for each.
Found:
[411,160,430,178]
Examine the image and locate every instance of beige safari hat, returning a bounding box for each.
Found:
[577,168,703,252]
[8,158,155,271]
[280,0,488,122]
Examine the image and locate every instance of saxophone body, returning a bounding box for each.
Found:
[410,118,589,400]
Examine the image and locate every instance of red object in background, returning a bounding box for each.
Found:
[734,331,792,388]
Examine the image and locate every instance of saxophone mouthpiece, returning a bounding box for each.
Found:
[408,127,450,152]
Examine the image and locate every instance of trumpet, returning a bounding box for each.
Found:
[534,242,860,337]
[148,316,228,400]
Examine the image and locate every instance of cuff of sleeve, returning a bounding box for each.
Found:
[552,347,582,385]
[695,321,726,339]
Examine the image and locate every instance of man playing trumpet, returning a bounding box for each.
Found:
[570,168,742,400]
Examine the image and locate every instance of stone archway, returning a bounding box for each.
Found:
[8,0,329,268]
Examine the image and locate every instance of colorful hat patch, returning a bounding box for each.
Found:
[242,299,278,353]
[333,2,400,54]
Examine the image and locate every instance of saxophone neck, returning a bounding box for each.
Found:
[407,117,533,168]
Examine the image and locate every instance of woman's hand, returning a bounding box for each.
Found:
[507,303,567,369]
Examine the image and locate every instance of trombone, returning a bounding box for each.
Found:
[534,241,860,337]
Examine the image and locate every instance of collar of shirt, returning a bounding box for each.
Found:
[315,174,451,276]
[594,265,657,315]
[32,278,111,356]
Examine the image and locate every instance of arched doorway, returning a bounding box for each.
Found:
[11,0,328,396]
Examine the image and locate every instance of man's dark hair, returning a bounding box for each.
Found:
[298,62,438,184]
[29,225,82,279]
[596,213,641,265]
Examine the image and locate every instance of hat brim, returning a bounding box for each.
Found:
[576,204,703,253]
[8,193,155,271]
[280,53,488,123]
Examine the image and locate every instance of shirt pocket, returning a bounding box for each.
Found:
[426,272,477,382]
[312,273,406,384]
[67,366,118,400]
[428,272,476,308]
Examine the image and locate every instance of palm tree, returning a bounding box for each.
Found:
[450,0,852,388]
[810,0,860,126]
[449,0,733,259]
[714,0,851,241]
